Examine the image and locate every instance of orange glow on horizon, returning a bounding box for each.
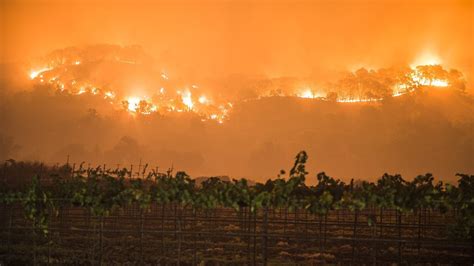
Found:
[410,52,442,69]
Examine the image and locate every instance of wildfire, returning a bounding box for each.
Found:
[411,71,449,87]
[27,60,231,120]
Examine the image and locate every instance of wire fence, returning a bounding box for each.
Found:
[1,161,186,188]
[1,202,472,265]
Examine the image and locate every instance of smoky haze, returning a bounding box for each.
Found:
[0,0,473,183]
[1,0,473,82]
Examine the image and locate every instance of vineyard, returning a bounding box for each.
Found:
[0,152,473,264]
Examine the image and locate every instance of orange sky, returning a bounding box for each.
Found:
[1,0,473,81]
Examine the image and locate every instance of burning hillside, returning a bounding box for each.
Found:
[27,45,465,122]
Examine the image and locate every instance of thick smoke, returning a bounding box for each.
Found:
[1,0,472,83]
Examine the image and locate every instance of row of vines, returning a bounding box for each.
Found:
[1,151,473,240]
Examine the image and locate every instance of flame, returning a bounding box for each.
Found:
[198,95,209,104]
[125,97,141,112]
[297,89,324,99]
[430,79,449,87]
[336,98,382,103]
[392,90,407,97]
[123,96,158,115]
[299,89,316,99]
[27,59,233,120]
[148,104,158,113]
[181,90,194,110]
[29,67,52,80]
[411,71,449,87]
[104,91,116,99]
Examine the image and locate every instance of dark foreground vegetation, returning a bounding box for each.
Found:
[1,152,473,264]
